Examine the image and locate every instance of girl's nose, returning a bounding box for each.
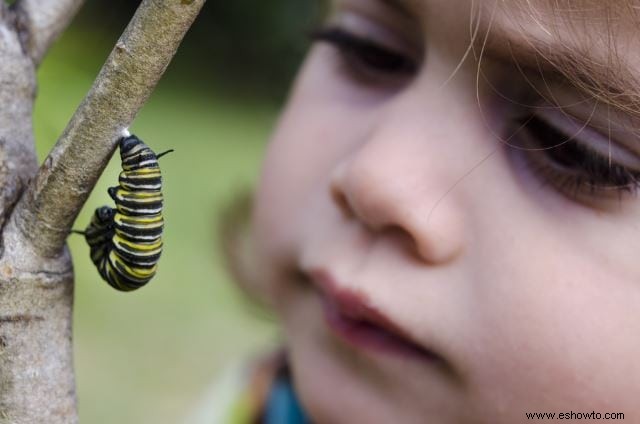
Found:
[328,120,467,265]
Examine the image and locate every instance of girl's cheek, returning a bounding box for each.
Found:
[462,175,640,416]
[476,269,640,417]
[252,49,369,302]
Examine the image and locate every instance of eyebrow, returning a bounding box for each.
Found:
[377,0,414,17]
[483,31,640,116]
[374,0,640,115]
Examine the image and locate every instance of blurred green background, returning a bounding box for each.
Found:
[32,1,320,422]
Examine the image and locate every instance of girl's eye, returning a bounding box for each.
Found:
[514,109,640,204]
[310,26,418,83]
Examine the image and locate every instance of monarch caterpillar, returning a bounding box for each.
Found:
[78,133,173,291]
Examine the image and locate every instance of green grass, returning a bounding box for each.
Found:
[34,29,280,423]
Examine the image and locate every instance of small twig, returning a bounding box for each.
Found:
[12,0,86,65]
[12,0,206,258]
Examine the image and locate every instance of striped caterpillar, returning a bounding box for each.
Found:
[78,133,172,291]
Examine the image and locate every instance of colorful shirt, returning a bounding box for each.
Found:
[186,350,310,424]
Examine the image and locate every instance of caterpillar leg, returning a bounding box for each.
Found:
[82,205,116,271]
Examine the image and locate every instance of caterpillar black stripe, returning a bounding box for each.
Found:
[81,134,172,291]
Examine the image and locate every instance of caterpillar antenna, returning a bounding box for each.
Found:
[156,149,175,159]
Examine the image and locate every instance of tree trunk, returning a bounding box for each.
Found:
[0,1,205,422]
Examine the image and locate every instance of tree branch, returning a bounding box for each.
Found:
[13,0,86,65]
[12,0,206,258]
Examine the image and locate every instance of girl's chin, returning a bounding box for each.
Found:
[286,331,450,424]
[288,347,398,424]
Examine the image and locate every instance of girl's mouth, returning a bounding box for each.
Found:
[309,269,441,362]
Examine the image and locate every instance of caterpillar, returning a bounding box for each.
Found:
[79,133,172,291]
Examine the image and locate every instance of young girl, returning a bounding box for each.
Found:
[211,0,640,422]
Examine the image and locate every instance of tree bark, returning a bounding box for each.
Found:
[0,0,205,422]
[12,0,86,65]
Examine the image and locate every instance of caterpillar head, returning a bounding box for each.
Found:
[119,134,143,155]
[96,206,115,223]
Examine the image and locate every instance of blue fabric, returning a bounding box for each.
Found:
[264,374,309,424]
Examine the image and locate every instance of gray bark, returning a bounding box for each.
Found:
[13,0,86,65]
[0,0,205,422]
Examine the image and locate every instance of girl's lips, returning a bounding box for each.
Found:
[308,269,441,362]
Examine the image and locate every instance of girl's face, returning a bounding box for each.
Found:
[251,0,640,422]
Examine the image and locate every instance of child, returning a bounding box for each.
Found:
[214,0,640,422]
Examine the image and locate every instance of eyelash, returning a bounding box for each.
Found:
[309,26,418,81]
[516,113,640,201]
[309,25,640,203]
